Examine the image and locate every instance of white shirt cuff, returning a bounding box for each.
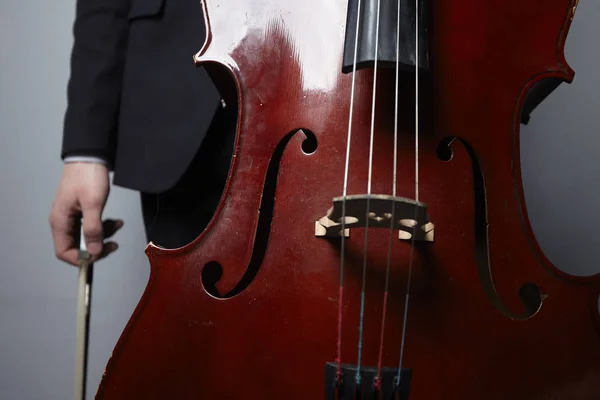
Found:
[63,156,111,168]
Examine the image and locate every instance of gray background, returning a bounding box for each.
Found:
[0,1,598,399]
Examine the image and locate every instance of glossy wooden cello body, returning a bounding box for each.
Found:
[95,0,600,398]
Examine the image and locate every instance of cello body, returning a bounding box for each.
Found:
[96,0,600,398]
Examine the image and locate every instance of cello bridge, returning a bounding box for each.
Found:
[315,194,434,242]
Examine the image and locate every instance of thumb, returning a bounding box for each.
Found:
[81,207,104,257]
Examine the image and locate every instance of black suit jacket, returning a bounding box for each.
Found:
[61,0,221,193]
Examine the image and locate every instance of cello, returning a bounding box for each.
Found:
[86,0,600,397]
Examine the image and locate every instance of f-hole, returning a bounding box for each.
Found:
[202,129,318,298]
[437,136,543,320]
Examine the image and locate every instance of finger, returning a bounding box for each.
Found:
[100,241,119,258]
[81,207,104,257]
[61,241,118,265]
[57,248,82,267]
[89,241,119,263]
[102,219,124,239]
[49,206,80,266]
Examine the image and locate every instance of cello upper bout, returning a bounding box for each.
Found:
[518,0,580,124]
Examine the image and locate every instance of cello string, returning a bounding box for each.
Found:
[375,0,402,390]
[397,0,420,385]
[336,0,364,383]
[355,0,383,387]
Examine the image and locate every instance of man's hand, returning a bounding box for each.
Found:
[49,162,123,266]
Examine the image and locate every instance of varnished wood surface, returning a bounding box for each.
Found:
[96,0,600,398]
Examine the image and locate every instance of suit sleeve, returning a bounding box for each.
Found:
[61,0,132,166]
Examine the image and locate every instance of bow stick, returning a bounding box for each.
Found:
[74,220,94,400]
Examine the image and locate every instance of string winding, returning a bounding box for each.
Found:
[354,0,384,387]
[336,0,364,385]
[374,0,403,390]
[397,0,420,387]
